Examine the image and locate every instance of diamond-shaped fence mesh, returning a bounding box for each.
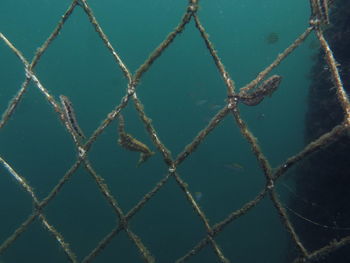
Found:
[0,0,349,262]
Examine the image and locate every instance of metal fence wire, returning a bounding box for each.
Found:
[0,0,349,262]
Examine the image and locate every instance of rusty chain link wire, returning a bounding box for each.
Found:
[1,0,350,262]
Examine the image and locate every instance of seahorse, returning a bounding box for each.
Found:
[117,114,154,167]
[238,75,282,106]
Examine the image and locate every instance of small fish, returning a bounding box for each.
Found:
[265,32,279,44]
[60,95,86,140]
[210,104,222,111]
[194,192,203,201]
[238,75,282,106]
[225,163,245,171]
[195,99,207,106]
[117,114,154,167]
[257,113,266,120]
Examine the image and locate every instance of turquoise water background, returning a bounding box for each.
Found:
[0,0,316,262]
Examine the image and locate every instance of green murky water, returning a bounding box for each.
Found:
[0,1,316,262]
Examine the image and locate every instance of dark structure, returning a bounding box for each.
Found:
[290,0,350,261]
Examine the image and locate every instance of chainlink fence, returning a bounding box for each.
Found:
[1,0,350,262]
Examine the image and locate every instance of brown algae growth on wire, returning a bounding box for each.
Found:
[117,113,154,167]
[60,95,86,140]
[0,0,349,262]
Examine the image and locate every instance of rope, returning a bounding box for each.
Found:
[0,0,348,262]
